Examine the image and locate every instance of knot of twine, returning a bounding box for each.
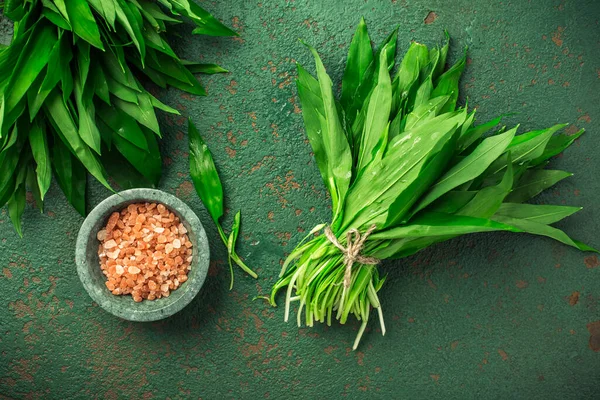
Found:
[324,224,379,288]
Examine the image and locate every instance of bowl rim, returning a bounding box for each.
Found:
[75,188,210,321]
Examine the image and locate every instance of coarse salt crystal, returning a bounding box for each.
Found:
[165,244,174,254]
[154,227,165,234]
[104,239,117,249]
[172,239,181,249]
[107,249,120,259]
[128,266,141,274]
[115,265,124,275]
[97,230,107,241]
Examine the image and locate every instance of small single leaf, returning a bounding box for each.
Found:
[340,18,374,111]
[28,119,52,200]
[495,203,582,225]
[188,118,223,223]
[181,61,229,74]
[8,180,26,237]
[506,169,572,203]
[65,0,105,50]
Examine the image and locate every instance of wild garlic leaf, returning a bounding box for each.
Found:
[492,215,591,252]
[44,90,112,190]
[506,169,572,203]
[188,118,224,223]
[64,0,104,50]
[357,47,392,172]
[495,203,582,225]
[28,119,52,200]
[340,17,374,112]
[415,126,517,212]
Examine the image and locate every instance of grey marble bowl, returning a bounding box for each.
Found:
[75,189,210,321]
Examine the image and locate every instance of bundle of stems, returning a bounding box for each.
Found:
[270,19,595,349]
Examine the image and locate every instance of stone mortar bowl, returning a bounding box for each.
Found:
[75,188,210,321]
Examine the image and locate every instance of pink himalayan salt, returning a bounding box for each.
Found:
[97,202,192,302]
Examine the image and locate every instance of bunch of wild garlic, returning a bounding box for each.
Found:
[270,19,594,349]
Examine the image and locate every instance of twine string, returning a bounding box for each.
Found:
[324,224,379,288]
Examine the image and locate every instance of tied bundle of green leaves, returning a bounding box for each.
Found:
[269,19,595,349]
[0,0,235,236]
[188,119,257,287]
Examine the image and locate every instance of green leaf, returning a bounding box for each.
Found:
[403,95,449,131]
[458,115,502,151]
[114,0,146,59]
[492,214,593,252]
[423,190,477,215]
[168,0,238,37]
[394,42,429,112]
[384,119,459,228]
[138,0,180,23]
[64,0,105,50]
[8,180,26,237]
[415,127,517,212]
[27,34,66,120]
[431,49,466,113]
[345,27,398,130]
[345,110,466,230]
[144,52,207,95]
[52,137,87,216]
[495,203,582,225]
[74,76,102,154]
[26,167,43,212]
[340,18,374,111]
[102,48,141,91]
[226,210,242,289]
[53,0,70,22]
[296,63,331,197]
[96,102,149,151]
[113,94,161,136]
[181,61,229,74]
[505,169,572,203]
[304,41,353,227]
[531,128,584,165]
[373,212,520,240]
[87,0,117,29]
[44,89,112,190]
[357,46,392,171]
[143,23,178,59]
[488,124,566,174]
[92,64,111,105]
[101,146,153,189]
[106,75,140,104]
[41,6,72,30]
[4,23,57,114]
[457,155,513,219]
[112,128,161,186]
[188,118,223,223]
[149,94,180,115]
[28,119,51,200]
[432,31,450,80]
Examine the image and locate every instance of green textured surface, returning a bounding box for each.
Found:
[1,0,599,398]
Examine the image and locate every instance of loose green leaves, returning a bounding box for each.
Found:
[188,119,257,284]
[0,0,237,235]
